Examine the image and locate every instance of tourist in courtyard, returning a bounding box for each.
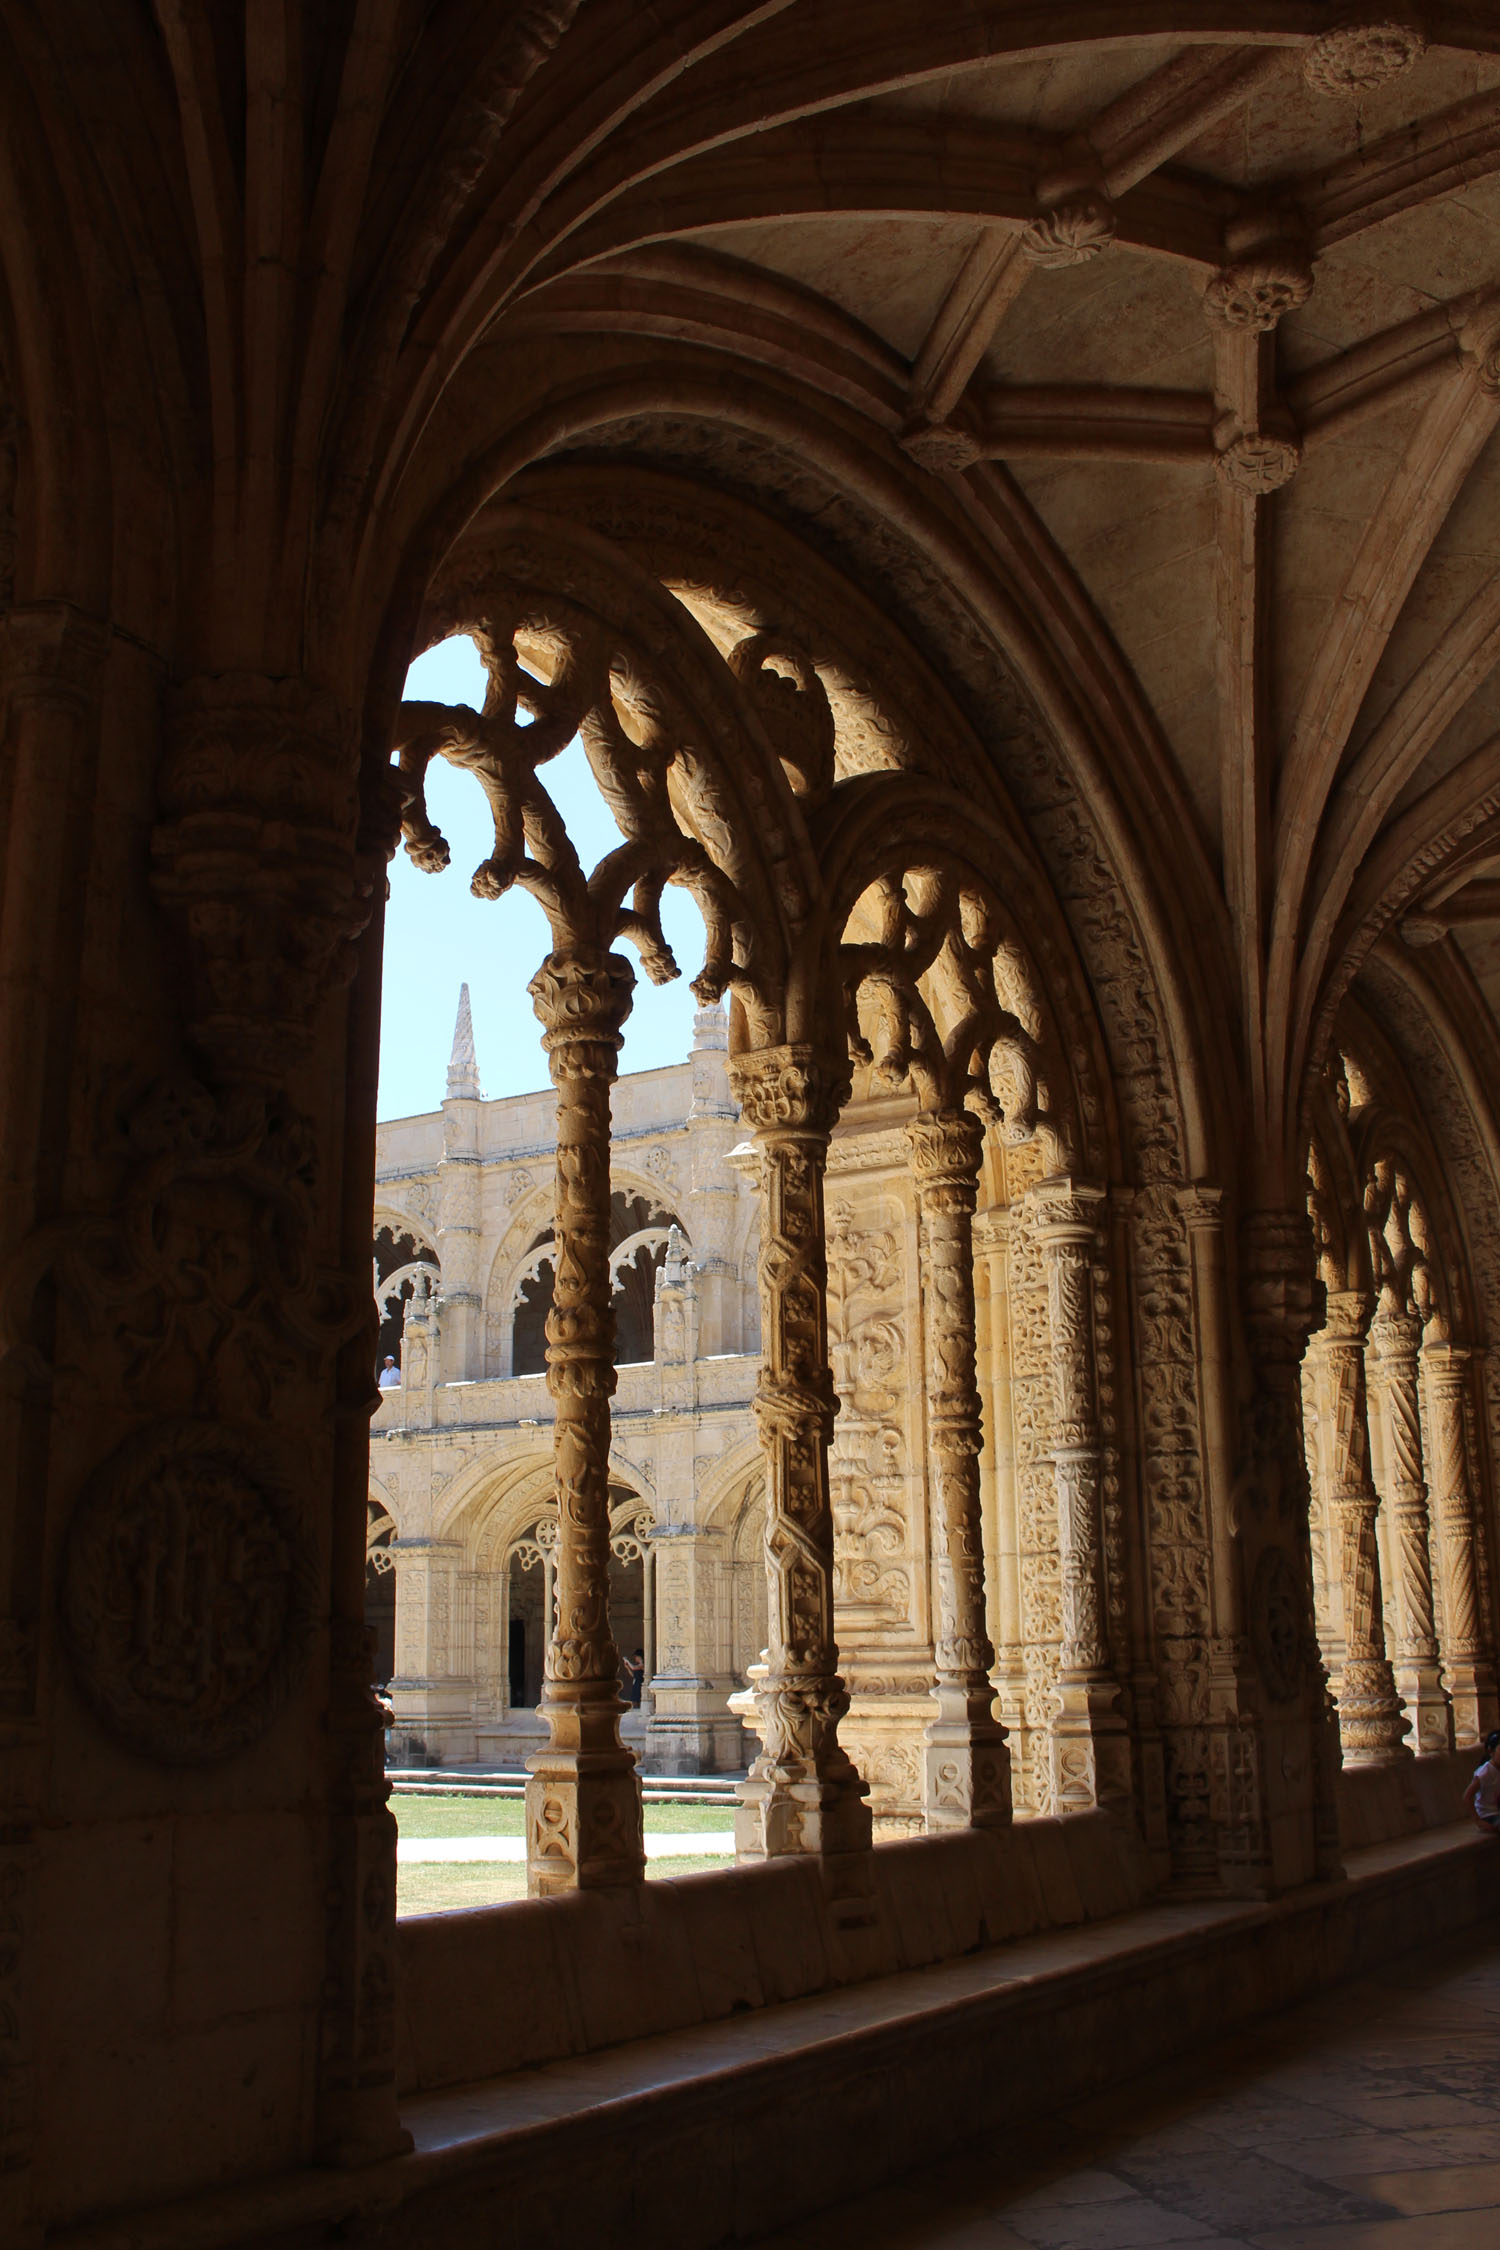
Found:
[1463,1732,1500,1834]
[378,1354,401,1387]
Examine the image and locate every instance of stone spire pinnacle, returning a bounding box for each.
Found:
[445,981,482,1100]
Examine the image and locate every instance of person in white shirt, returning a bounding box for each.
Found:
[378,1355,401,1388]
[1462,1731,1500,1834]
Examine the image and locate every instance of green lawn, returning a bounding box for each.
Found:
[397,1853,732,1917]
[392,1793,736,1839]
[392,1791,738,1916]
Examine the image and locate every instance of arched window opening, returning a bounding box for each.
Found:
[373,1222,438,1373]
[509,1192,683,1374]
[365,1501,398,1687]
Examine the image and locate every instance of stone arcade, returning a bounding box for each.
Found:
[8,8,1500,2247]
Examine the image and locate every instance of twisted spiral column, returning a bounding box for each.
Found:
[524,950,645,1893]
[729,1044,871,1863]
[1367,1309,1450,1755]
[1033,1179,1130,1813]
[1311,1293,1407,1765]
[907,1112,1011,1829]
[1422,1340,1498,1745]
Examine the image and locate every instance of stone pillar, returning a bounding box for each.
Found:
[1422,1340,1497,1745]
[1312,1293,1408,1764]
[1033,1178,1129,1812]
[524,951,644,1893]
[1367,1308,1450,1755]
[907,1112,1010,1828]
[727,1043,871,1863]
[1239,1211,1343,1890]
[643,1543,657,1719]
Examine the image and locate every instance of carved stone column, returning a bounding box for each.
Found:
[1367,1308,1450,1755]
[1312,1293,1408,1764]
[1235,1211,1344,1890]
[728,1044,871,1863]
[907,1112,1010,1829]
[524,950,645,1893]
[1033,1179,1129,1812]
[1422,1341,1497,1745]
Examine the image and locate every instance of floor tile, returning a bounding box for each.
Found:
[748,1930,1500,2250]
[1352,2160,1500,2213]
[1251,2216,1500,2249]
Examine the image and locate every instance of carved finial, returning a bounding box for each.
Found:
[445,981,482,1100]
[1303,18,1426,98]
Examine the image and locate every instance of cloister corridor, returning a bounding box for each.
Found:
[755,1926,1500,2250]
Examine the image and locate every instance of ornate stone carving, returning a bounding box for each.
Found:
[1312,1292,1409,1762]
[908,1112,1011,1828]
[1020,194,1117,269]
[524,949,644,1891]
[1367,1307,1450,1752]
[1422,1340,1491,1743]
[1249,1547,1304,1703]
[1217,433,1302,495]
[728,1042,871,1862]
[60,1421,315,1762]
[1303,20,1426,97]
[826,1204,910,1624]
[1034,1180,1129,1811]
[151,676,377,1083]
[900,421,983,473]
[1203,257,1314,333]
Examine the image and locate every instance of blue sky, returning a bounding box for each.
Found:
[379,637,707,1119]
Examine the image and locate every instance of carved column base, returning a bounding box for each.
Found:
[525,1680,644,1893]
[734,1767,873,1860]
[1441,1658,1498,1749]
[732,1667,873,1860]
[1394,1658,1453,1757]
[1049,1677,1131,1814]
[1336,1661,1411,1766]
[924,1683,1012,1830]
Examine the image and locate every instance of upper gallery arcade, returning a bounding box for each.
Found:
[6,6,1500,2244]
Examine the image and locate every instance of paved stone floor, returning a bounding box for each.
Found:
[755,1926,1500,2249]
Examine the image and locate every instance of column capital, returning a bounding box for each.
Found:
[906,1109,985,1199]
[728,1042,849,1138]
[528,948,634,1053]
[1031,1175,1107,1244]
[1177,1182,1226,1233]
[1321,1288,1373,1345]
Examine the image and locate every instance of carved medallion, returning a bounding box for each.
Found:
[1249,1545,1305,1704]
[1217,434,1302,496]
[61,1421,315,1763]
[1303,21,1426,98]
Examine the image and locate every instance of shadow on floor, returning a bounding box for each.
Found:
[751,1921,1500,2250]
